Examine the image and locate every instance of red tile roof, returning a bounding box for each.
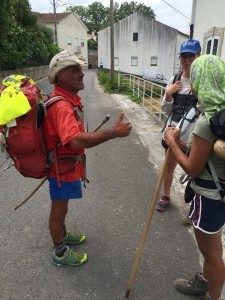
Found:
[38,13,71,24]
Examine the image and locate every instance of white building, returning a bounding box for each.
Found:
[191,0,225,59]
[38,12,88,63]
[98,13,188,79]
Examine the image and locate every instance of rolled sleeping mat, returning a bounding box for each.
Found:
[214,139,225,160]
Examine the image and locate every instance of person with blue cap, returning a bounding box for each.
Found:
[156,39,201,212]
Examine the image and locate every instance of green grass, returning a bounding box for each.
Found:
[97,70,142,104]
[97,70,163,105]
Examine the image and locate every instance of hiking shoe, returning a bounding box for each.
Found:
[51,247,88,267]
[175,272,208,296]
[155,195,170,212]
[63,231,86,245]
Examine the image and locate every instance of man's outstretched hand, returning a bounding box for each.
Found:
[113,112,132,137]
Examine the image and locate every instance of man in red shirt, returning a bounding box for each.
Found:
[45,50,132,267]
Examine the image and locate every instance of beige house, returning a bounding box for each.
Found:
[191,0,225,60]
[38,12,88,63]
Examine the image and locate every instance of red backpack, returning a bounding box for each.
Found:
[0,75,76,179]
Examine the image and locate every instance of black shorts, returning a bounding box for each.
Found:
[189,193,225,233]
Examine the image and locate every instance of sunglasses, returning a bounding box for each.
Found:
[179,53,196,60]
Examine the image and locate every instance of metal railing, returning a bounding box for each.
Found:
[118,73,167,122]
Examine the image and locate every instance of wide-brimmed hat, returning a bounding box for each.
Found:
[180,39,201,54]
[48,50,86,84]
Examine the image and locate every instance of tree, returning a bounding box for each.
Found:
[67,2,109,34]
[14,0,37,27]
[85,2,109,34]
[0,0,15,40]
[88,38,98,50]
[0,0,59,70]
[67,1,155,34]
[67,5,88,25]
[114,1,155,22]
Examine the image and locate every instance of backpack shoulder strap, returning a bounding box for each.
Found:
[44,95,73,108]
[172,71,183,105]
[44,95,87,128]
[43,95,76,116]
[172,71,182,84]
[206,159,225,201]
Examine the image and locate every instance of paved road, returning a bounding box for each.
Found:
[0,69,206,300]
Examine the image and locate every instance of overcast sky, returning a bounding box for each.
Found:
[29,0,193,35]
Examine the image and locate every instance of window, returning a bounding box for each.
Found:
[206,36,219,55]
[150,56,158,66]
[131,56,138,66]
[133,32,138,41]
[203,27,225,56]
[114,57,119,66]
[67,36,72,45]
[81,40,84,47]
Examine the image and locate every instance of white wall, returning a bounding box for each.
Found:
[57,14,88,63]
[98,13,187,80]
[42,14,88,63]
[191,0,225,60]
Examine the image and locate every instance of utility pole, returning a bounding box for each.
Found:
[189,24,194,39]
[110,0,114,82]
[53,0,58,46]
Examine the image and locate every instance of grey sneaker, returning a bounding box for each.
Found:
[175,272,208,296]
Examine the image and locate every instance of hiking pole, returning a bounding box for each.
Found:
[14,114,111,211]
[125,148,171,298]
[93,114,111,132]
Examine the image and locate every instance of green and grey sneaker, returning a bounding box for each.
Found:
[51,247,88,267]
[63,231,86,245]
[175,272,208,296]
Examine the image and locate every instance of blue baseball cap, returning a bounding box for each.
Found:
[180,39,201,54]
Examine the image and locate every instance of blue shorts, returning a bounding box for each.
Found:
[189,193,225,234]
[48,177,83,200]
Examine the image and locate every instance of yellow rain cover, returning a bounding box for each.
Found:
[0,76,31,125]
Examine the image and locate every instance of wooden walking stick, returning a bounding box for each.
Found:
[14,115,111,210]
[125,148,171,298]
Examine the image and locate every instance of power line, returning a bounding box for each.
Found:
[161,0,190,22]
[55,0,84,7]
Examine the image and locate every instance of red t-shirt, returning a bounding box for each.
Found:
[44,86,85,181]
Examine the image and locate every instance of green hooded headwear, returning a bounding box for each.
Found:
[190,54,225,120]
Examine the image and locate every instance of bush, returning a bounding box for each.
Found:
[97,70,120,93]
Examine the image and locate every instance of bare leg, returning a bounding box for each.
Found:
[194,228,225,300]
[163,149,177,197]
[49,200,69,244]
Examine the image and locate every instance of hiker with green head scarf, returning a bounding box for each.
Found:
[164,54,225,300]
[191,54,225,119]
